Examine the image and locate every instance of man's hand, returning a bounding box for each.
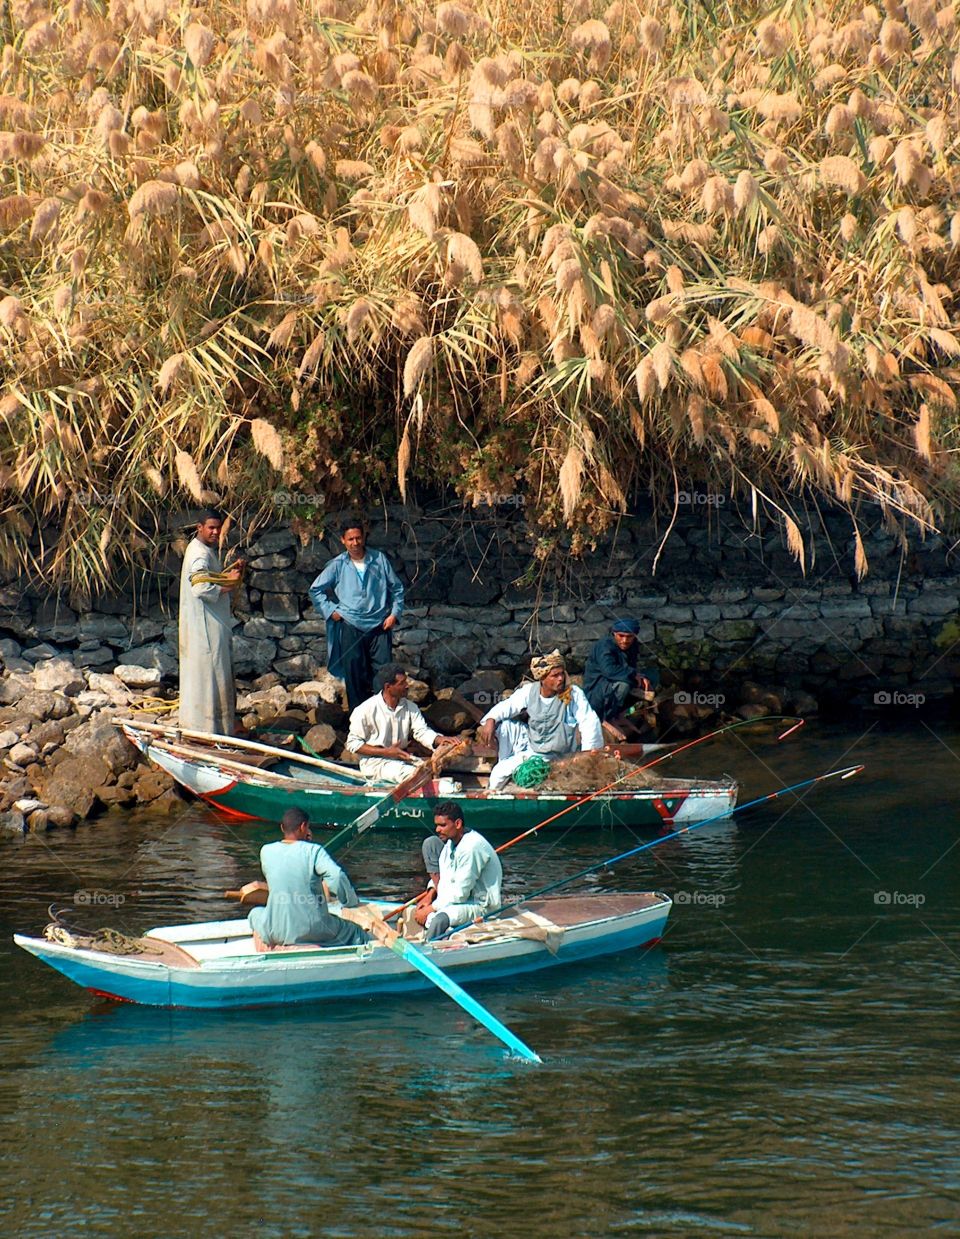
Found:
[433,736,459,749]
[382,614,397,631]
[477,719,496,747]
[383,745,417,763]
[220,565,244,593]
[331,610,343,622]
[414,890,437,926]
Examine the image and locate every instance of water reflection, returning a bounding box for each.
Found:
[1,723,959,1235]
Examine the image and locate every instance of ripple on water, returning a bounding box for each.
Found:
[1,723,960,1235]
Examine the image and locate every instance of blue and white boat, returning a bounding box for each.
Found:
[14,893,671,1010]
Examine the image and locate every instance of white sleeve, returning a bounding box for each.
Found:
[409,703,440,749]
[480,683,532,726]
[571,686,604,750]
[346,701,372,753]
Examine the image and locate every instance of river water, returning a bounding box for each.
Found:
[0,721,957,1236]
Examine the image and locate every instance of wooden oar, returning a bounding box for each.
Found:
[336,903,540,1063]
[471,764,865,928]
[383,714,803,921]
[321,738,471,854]
[121,718,368,783]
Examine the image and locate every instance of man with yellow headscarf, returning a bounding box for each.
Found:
[476,650,604,790]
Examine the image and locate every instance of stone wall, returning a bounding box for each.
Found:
[2,499,958,712]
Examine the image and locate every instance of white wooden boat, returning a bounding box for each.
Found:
[14,893,671,1010]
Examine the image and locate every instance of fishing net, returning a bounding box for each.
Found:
[538,752,656,792]
[512,755,552,787]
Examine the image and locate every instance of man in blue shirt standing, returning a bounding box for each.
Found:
[308,517,405,711]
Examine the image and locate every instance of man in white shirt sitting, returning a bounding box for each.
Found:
[414,800,502,940]
[477,649,604,790]
[346,662,458,784]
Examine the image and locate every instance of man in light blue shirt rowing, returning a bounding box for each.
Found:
[308,516,405,711]
[249,808,368,950]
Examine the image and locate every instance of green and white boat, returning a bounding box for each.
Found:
[120,720,738,833]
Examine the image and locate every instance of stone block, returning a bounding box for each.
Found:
[273,652,324,681]
[713,620,758,642]
[247,529,297,557]
[79,614,129,640]
[16,691,73,721]
[820,598,873,619]
[303,723,337,754]
[32,659,86,695]
[291,673,344,705]
[261,593,302,622]
[244,617,286,639]
[291,618,327,635]
[118,644,178,677]
[22,643,58,662]
[75,646,114,668]
[249,550,297,572]
[656,606,694,623]
[693,605,721,622]
[908,594,958,618]
[124,619,164,647]
[448,568,500,606]
[114,664,162,688]
[232,636,278,676]
[86,673,132,704]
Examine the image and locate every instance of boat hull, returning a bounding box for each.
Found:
[121,724,737,831]
[14,895,671,1010]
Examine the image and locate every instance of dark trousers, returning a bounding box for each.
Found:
[340,621,392,712]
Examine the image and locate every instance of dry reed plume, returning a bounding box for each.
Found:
[1,0,960,590]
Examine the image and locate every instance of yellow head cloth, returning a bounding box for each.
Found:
[530,649,567,682]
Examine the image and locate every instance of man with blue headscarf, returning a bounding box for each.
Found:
[583,619,659,731]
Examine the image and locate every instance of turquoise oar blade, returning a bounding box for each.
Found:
[391,936,541,1064]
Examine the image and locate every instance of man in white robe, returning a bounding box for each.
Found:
[346,662,458,784]
[178,509,243,735]
[477,650,604,790]
[414,800,502,939]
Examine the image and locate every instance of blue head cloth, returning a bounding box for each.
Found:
[611,618,640,635]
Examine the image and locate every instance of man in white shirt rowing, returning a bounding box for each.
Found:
[477,649,604,790]
[415,800,502,941]
[346,662,459,784]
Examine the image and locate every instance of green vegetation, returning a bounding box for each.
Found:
[1,0,959,588]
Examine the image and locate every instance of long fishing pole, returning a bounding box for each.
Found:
[467,763,864,928]
[383,714,804,921]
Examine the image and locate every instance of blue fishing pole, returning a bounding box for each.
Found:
[472,764,865,926]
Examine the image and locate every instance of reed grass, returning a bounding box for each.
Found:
[1,0,959,588]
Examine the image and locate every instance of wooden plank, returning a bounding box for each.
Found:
[121,718,367,784]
